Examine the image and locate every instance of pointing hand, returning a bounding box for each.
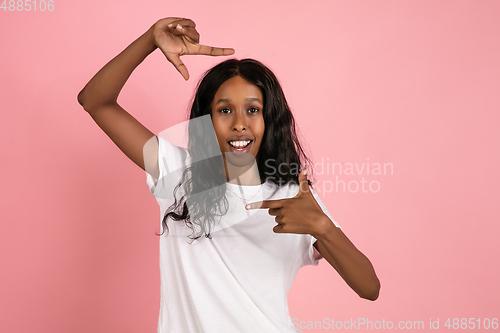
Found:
[246,169,329,236]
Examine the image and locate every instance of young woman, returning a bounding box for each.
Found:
[78,17,380,333]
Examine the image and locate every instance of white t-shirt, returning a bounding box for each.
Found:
[146,136,340,333]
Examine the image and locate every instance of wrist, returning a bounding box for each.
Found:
[311,215,338,240]
[144,25,159,53]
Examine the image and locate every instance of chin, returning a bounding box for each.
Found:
[224,152,257,168]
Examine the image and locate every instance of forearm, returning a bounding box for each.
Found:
[313,218,380,300]
[78,25,157,112]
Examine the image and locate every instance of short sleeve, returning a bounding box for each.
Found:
[301,235,320,266]
[146,135,189,200]
[304,188,341,264]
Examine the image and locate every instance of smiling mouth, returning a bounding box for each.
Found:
[228,140,252,151]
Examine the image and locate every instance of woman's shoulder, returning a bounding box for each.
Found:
[156,135,190,167]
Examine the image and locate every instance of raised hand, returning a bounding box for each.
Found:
[152,17,235,80]
[246,169,331,236]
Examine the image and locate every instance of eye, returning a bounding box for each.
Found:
[219,108,231,114]
[248,107,260,114]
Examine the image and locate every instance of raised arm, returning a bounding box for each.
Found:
[77,18,234,177]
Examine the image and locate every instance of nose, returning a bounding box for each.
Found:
[232,110,246,132]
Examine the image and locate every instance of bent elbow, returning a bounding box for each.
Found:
[77,89,87,109]
[77,89,98,114]
[363,289,379,301]
[77,89,115,114]
[359,279,380,301]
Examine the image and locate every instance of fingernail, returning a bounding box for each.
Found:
[245,204,250,210]
[303,169,307,175]
[176,24,183,30]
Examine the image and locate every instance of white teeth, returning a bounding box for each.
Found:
[229,140,250,148]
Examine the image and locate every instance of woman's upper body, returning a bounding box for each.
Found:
[149,134,339,332]
[77,16,380,332]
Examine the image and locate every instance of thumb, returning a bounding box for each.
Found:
[297,169,310,196]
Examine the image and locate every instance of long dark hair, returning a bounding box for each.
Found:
[160,59,313,240]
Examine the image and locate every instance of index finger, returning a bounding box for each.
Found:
[196,44,235,56]
[245,199,285,210]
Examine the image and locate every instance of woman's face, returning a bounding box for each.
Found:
[211,76,265,170]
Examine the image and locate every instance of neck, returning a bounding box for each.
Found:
[225,160,262,185]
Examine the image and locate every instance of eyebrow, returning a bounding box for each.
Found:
[215,98,263,104]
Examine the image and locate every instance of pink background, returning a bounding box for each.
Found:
[1,0,499,332]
